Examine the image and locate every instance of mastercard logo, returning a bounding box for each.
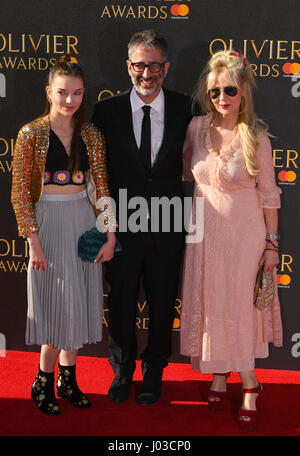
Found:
[277,274,291,286]
[278,170,296,182]
[282,62,300,75]
[170,4,189,17]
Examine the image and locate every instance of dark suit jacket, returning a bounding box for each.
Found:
[92,87,192,253]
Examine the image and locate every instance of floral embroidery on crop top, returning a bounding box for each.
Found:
[44,129,89,186]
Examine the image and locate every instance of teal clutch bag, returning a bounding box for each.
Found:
[78,228,122,262]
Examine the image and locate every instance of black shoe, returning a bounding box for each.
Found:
[31,367,60,415]
[137,367,162,406]
[108,376,132,403]
[57,363,91,408]
[137,388,161,406]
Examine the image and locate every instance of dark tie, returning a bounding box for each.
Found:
[139,105,151,173]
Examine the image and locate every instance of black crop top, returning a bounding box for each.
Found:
[44,129,89,186]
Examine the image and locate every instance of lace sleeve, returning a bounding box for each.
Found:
[182,118,195,182]
[256,133,282,208]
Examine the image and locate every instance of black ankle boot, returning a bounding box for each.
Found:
[31,367,60,415]
[57,363,91,408]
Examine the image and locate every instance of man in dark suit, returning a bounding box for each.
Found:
[92,29,191,405]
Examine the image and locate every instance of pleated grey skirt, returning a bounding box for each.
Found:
[26,190,103,350]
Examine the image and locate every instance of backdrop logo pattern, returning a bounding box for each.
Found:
[278,170,297,184]
[273,148,298,186]
[277,253,293,288]
[0,33,79,72]
[0,237,28,273]
[99,0,191,20]
[102,295,182,332]
[172,299,181,330]
[170,3,189,19]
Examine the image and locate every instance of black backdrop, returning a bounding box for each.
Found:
[0,0,299,370]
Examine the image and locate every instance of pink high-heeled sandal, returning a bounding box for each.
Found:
[208,372,231,412]
[238,383,263,431]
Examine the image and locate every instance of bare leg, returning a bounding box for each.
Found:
[239,370,260,410]
[59,349,78,366]
[208,374,228,402]
[40,344,60,372]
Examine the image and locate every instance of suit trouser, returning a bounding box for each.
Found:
[105,232,182,379]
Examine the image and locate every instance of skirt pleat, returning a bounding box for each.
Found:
[26,190,103,350]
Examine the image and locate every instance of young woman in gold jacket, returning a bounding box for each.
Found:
[11,56,117,415]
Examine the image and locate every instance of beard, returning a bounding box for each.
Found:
[130,72,164,99]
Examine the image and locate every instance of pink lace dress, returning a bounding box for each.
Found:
[180,114,283,373]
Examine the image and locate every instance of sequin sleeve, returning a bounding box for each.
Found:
[11,125,39,238]
[83,123,117,232]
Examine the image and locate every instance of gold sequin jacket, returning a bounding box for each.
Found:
[11,117,117,238]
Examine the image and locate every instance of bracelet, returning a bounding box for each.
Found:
[266,239,279,249]
[264,248,279,253]
[266,233,280,241]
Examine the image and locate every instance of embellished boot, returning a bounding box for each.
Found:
[57,363,91,408]
[31,367,60,415]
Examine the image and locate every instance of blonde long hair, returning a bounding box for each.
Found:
[194,50,267,176]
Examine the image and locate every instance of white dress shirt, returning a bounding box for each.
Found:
[130,87,165,166]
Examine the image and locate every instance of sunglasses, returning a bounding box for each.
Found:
[208,86,238,99]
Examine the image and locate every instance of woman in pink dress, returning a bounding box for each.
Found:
[180,50,283,430]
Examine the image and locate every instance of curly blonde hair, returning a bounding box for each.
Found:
[194,50,268,176]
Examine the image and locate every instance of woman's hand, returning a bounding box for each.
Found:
[262,209,279,273]
[94,232,116,263]
[262,245,279,272]
[27,233,48,271]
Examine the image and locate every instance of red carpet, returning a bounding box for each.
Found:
[0,350,299,437]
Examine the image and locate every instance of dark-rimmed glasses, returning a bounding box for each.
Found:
[130,61,165,73]
[208,86,238,99]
